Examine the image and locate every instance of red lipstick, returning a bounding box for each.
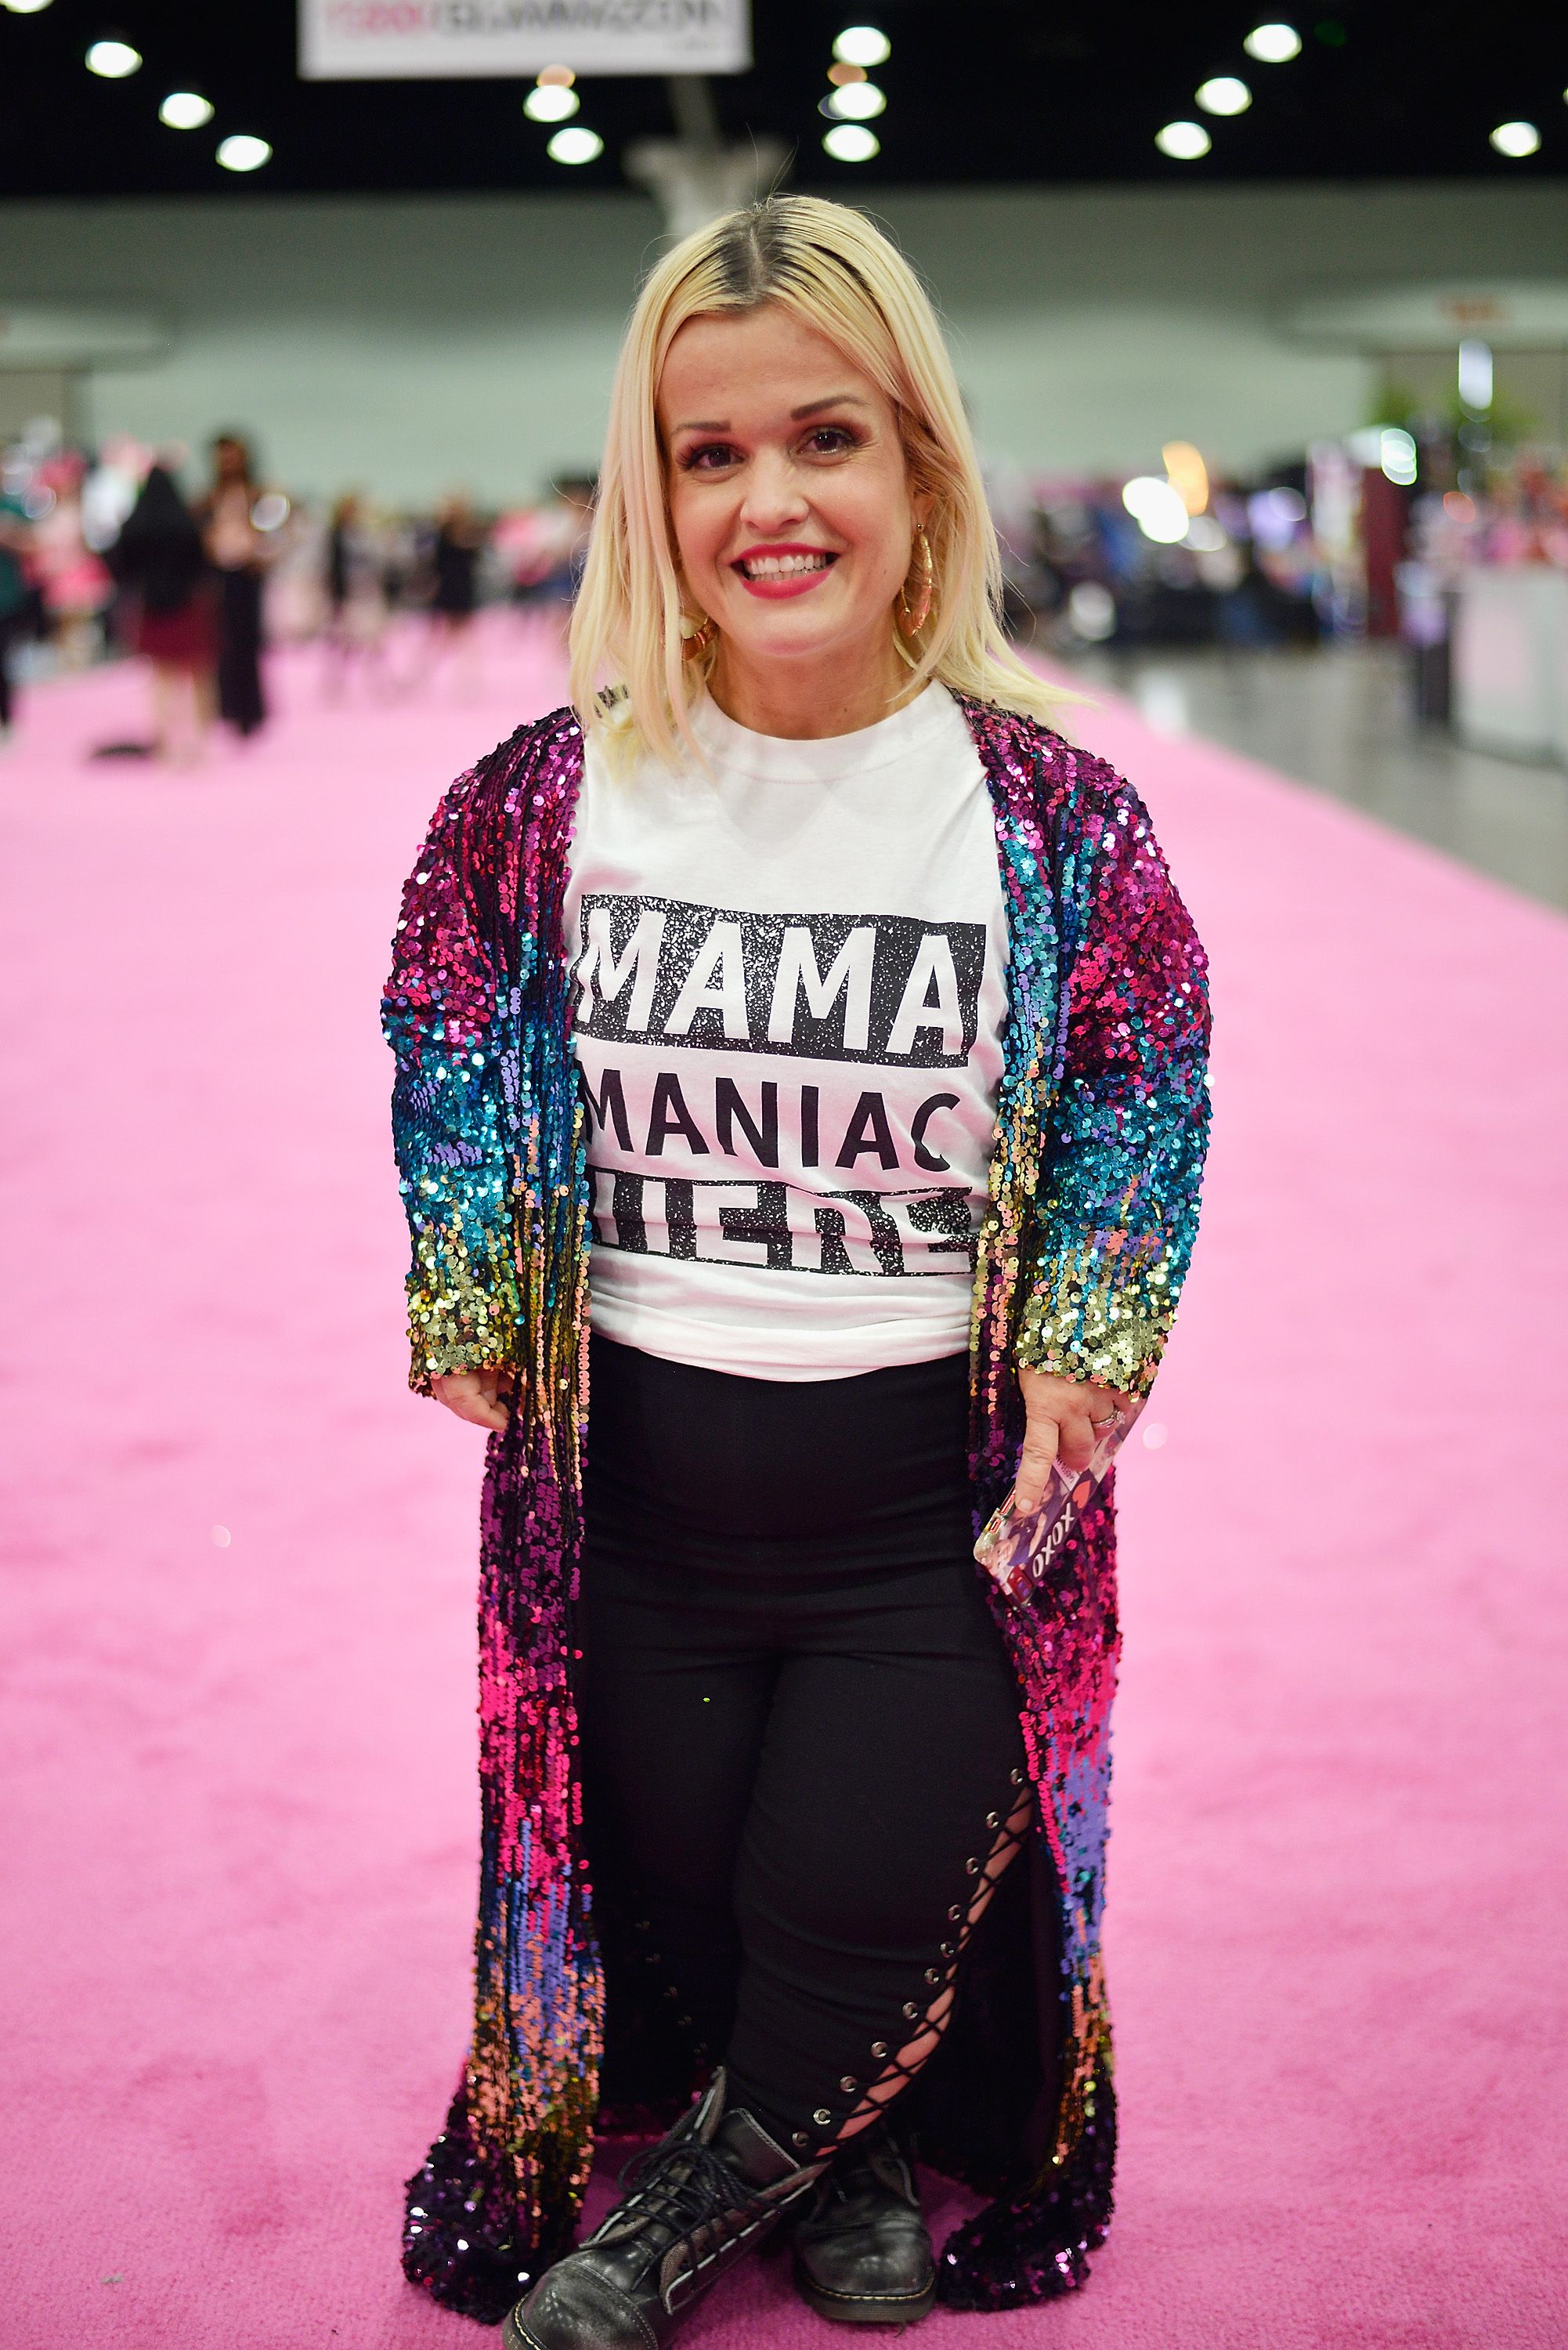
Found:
[731,543,839,601]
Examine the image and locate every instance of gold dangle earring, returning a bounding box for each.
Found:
[897,526,934,638]
[681,614,717,661]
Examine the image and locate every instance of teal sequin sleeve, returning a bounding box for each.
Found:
[1017,762,1211,1397]
[382,751,529,1393]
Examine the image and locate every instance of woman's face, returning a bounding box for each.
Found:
[657,303,924,678]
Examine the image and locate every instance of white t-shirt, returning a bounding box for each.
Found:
[563,683,1008,1381]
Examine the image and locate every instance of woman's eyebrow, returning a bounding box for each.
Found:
[790,393,868,418]
[668,393,869,433]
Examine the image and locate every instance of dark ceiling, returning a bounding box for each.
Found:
[1,0,1563,201]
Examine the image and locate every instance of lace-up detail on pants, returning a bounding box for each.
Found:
[785,1774,1036,2154]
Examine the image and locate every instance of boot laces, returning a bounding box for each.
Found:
[614,2135,751,2258]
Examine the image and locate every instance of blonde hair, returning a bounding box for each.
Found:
[569,194,1063,767]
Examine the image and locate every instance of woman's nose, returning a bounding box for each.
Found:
[738,450,811,535]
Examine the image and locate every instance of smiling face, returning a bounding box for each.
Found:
[657,303,925,726]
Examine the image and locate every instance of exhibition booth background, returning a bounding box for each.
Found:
[4,178,1565,497]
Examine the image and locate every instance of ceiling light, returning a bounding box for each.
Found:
[536,63,574,85]
[1243,22,1301,62]
[1184,515,1227,552]
[1379,428,1417,487]
[159,92,213,129]
[217,134,272,172]
[1162,440,1209,514]
[833,25,891,68]
[1489,120,1540,157]
[1122,478,1191,544]
[1457,338,1493,412]
[2,1,56,14]
[526,85,579,121]
[1155,121,1212,160]
[547,125,603,164]
[822,122,880,162]
[825,80,885,121]
[85,38,140,76]
[1196,76,1251,115]
[827,61,866,87]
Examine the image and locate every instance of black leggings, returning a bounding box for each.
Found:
[579,1336,1028,2160]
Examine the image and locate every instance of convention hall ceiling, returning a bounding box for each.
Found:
[0,1,1562,200]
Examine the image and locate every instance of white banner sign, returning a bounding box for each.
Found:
[298,0,751,80]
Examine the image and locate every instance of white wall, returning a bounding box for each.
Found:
[2,181,1564,499]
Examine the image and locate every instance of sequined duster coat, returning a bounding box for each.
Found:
[383,695,1211,2326]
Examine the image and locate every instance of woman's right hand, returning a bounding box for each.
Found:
[432,1366,513,1432]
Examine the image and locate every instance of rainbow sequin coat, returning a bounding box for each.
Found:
[383,696,1212,2325]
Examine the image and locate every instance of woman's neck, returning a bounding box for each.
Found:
[706,631,919,741]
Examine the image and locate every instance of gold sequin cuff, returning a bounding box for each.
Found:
[1014,1235,1174,1399]
[406,1227,520,1396]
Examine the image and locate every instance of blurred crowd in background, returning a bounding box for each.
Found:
[0,420,600,759]
[2,395,1565,763]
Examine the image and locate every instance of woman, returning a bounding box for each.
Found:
[421,490,486,691]
[385,197,1211,2343]
[321,491,388,692]
[199,433,267,737]
[32,459,112,671]
[0,484,31,739]
[106,464,215,763]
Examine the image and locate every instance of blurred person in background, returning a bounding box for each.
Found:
[380,511,417,620]
[80,437,145,565]
[105,462,215,765]
[198,433,268,738]
[544,473,596,645]
[322,491,389,695]
[384,196,1210,2348]
[492,476,591,620]
[32,454,112,668]
[491,475,596,651]
[547,472,596,590]
[422,490,486,692]
[0,483,31,740]
[325,490,358,630]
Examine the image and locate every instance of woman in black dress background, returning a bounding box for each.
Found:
[198,433,267,739]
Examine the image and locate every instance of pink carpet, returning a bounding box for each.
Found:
[4,628,1566,2349]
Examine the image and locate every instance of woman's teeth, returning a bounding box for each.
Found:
[739,551,832,580]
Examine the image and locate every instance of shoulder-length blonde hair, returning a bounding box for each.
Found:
[569,193,1062,767]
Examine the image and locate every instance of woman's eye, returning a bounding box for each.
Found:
[802,425,858,457]
[679,443,739,474]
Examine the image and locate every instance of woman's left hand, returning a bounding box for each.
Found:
[1012,1365,1133,1516]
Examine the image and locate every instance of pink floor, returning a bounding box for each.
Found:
[4,627,1567,2350]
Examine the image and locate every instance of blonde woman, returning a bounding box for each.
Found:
[385,196,1211,2345]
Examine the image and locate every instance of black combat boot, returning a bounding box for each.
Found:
[790,2113,937,2325]
[503,2068,825,2350]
